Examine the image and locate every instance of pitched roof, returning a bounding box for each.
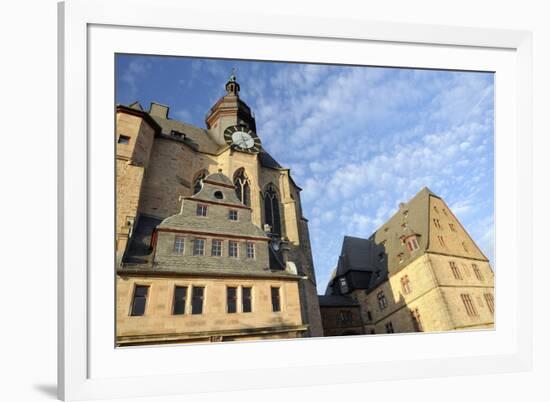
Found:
[150,114,221,154]
[318,295,359,307]
[327,187,435,293]
[158,173,268,239]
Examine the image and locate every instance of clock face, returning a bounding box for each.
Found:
[231,131,254,149]
[223,125,261,153]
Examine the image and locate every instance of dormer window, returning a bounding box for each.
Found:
[228,210,238,221]
[338,277,349,294]
[378,252,385,262]
[196,204,208,217]
[405,236,419,252]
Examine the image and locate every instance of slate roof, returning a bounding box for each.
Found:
[123,215,163,264]
[150,114,221,154]
[327,187,435,293]
[158,173,268,239]
[318,295,359,307]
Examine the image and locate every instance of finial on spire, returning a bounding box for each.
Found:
[225,68,240,95]
[229,67,237,82]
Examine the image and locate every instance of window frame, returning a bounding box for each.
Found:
[228,209,238,221]
[228,240,239,258]
[226,286,238,314]
[449,261,463,280]
[117,134,131,144]
[196,203,208,217]
[193,238,206,256]
[473,263,484,281]
[173,235,185,255]
[191,286,205,315]
[377,291,388,310]
[246,242,255,259]
[271,286,281,312]
[401,275,411,294]
[130,285,149,317]
[211,238,223,257]
[461,293,478,317]
[172,285,188,315]
[242,286,252,313]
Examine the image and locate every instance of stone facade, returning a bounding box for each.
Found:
[326,188,494,335]
[318,296,365,337]
[115,76,323,345]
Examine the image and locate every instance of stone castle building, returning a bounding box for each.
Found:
[115,74,323,345]
[321,187,495,336]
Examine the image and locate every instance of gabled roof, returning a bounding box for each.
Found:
[327,187,435,293]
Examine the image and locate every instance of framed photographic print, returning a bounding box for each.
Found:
[58,0,533,400]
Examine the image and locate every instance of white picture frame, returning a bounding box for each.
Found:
[58,0,533,400]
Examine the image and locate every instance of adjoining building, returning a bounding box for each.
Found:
[322,187,494,335]
[115,74,323,345]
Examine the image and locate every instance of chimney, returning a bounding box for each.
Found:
[149,102,169,119]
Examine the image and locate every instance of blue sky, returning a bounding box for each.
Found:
[116,54,495,293]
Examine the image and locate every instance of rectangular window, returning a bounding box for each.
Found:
[338,310,353,326]
[401,275,411,294]
[130,285,149,316]
[461,293,478,317]
[196,204,208,216]
[433,218,441,229]
[246,242,255,259]
[242,287,252,313]
[172,286,187,315]
[271,287,281,312]
[191,286,204,314]
[377,291,387,310]
[449,223,457,232]
[437,235,446,247]
[473,264,484,281]
[405,236,419,251]
[118,134,130,144]
[385,322,394,333]
[411,308,423,332]
[484,293,494,314]
[366,310,373,321]
[211,239,222,256]
[449,261,462,280]
[228,240,239,258]
[228,210,238,221]
[173,236,185,254]
[193,238,205,256]
[227,287,237,314]
[462,241,469,252]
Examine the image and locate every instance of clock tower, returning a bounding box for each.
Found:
[205,72,257,146]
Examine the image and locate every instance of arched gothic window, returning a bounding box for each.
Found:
[192,170,209,195]
[263,184,281,236]
[233,168,251,206]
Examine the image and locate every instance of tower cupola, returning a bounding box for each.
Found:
[205,70,257,146]
[225,71,240,96]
